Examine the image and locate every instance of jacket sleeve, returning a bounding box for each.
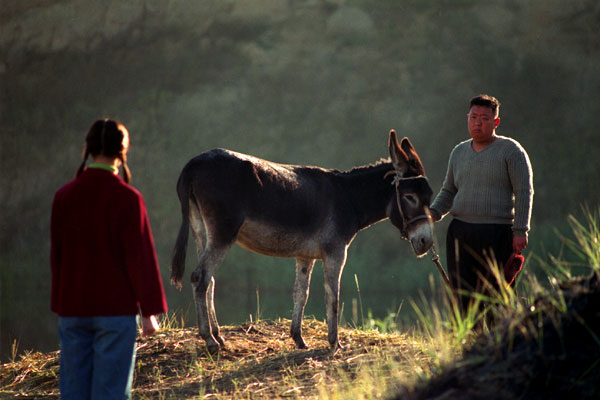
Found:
[50,191,62,313]
[121,192,168,317]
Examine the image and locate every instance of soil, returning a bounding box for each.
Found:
[394,272,600,400]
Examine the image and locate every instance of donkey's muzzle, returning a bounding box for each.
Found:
[408,221,434,256]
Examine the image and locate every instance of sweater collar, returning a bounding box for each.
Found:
[88,163,118,175]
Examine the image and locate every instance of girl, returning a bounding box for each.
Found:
[51,119,168,399]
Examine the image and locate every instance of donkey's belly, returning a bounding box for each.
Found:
[236,219,322,259]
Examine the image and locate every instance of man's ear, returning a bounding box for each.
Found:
[388,130,409,175]
[494,117,501,128]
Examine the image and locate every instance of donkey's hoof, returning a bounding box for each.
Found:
[329,341,343,355]
[205,342,220,355]
[291,329,308,349]
[295,341,308,350]
[216,335,226,348]
[292,335,308,349]
[200,335,222,355]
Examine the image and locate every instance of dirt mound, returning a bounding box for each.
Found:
[395,273,600,400]
[4,274,598,399]
[0,318,431,399]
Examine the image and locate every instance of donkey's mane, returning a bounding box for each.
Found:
[335,158,392,176]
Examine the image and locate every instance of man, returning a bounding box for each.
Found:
[430,94,533,312]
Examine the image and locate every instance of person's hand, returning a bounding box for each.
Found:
[428,207,442,222]
[513,235,528,253]
[141,315,160,337]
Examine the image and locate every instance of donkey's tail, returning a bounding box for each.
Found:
[170,172,191,290]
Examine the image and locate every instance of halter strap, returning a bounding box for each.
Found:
[385,170,431,240]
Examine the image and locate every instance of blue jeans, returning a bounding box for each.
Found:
[58,316,137,400]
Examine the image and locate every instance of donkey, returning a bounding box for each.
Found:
[170,130,434,353]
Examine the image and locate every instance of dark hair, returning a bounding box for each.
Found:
[470,94,500,118]
[76,119,131,183]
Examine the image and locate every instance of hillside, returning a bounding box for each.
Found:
[1,319,435,399]
[398,272,600,400]
[2,271,599,399]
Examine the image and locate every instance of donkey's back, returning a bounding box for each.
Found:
[171,149,344,285]
[198,149,333,228]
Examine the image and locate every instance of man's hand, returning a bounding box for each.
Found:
[141,315,160,337]
[513,235,528,253]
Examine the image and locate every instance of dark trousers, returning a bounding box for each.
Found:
[446,219,513,312]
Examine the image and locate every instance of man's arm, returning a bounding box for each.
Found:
[507,144,534,252]
[430,150,458,221]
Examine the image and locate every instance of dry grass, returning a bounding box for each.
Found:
[3,275,599,399]
[5,210,600,399]
[0,318,439,399]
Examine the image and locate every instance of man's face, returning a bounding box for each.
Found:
[467,105,499,143]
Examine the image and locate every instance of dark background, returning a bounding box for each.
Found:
[2,0,599,362]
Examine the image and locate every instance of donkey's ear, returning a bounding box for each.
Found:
[400,137,426,175]
[400,137,416,156]
[388,130,410,175]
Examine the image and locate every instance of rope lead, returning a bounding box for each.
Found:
[429,244,450,288]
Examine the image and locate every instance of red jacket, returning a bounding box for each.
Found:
[51,168,168,317]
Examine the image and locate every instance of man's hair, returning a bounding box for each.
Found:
[470,94,500,118]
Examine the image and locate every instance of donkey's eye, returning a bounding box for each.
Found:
[402,193,418,207]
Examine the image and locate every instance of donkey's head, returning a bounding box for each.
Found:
[387,130,434,256]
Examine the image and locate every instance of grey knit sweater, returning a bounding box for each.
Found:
[430,136,533,236]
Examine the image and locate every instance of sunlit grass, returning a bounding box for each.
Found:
[2,209,599,399]
[318,207,600,398]
[543,205,600,280]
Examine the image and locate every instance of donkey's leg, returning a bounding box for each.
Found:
[290,258,316,349]
[189,204,223,351]
[189,199,207,250]
[323,247,348,352]
[207,276,225,347]
[190,247,228,354]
